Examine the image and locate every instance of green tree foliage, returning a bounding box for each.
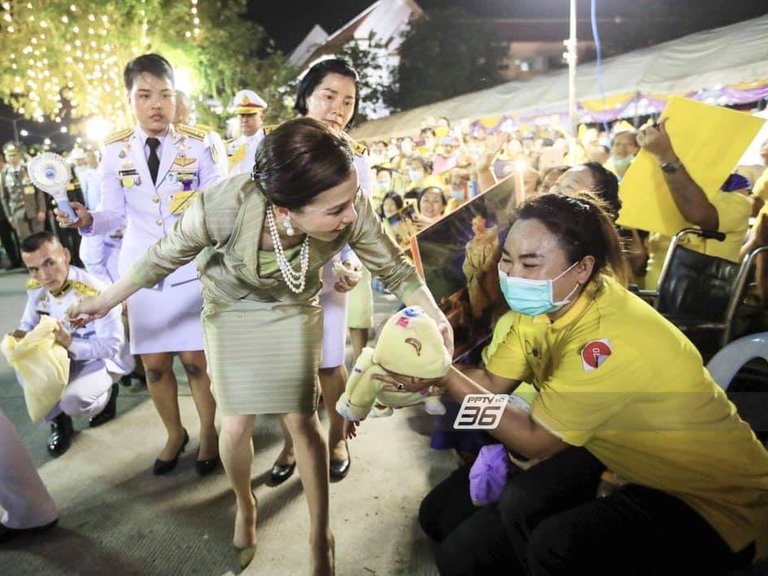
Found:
[189,0,296,129]
[336,33,391,120]
[0,0,296,135]
[385,7,508,112]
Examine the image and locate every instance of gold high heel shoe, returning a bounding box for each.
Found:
[233,543,256,571]
[232,491,258,570]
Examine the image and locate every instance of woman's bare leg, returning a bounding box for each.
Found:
[179,350,218,460]
[142,352,186,461]
[318,366,348,462]
[220,414,257,549]
[283,411,334,576]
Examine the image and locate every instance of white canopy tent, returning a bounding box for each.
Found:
[351,14,768,141]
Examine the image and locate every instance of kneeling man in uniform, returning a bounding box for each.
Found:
[16,232,128,456]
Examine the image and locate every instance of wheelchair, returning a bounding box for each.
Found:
[638,228,768,362]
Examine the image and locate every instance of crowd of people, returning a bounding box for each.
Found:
[1,50,767,575]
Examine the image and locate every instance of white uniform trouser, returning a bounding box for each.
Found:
[319,261,349,369]
[41,367,113,422]
[0,407,58,529]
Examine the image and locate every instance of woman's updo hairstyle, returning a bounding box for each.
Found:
[511,192,629,286]
[251,117,354,210]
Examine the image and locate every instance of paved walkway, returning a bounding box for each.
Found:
[0,269,454,575]
[5,267,764,575]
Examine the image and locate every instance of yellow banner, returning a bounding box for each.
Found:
[478,116,504,129]
[617,97,765,236]
[579,92,633,112]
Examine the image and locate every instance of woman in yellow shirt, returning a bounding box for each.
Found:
[394,193,768,575]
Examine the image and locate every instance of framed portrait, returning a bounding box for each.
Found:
[411,177,516,361]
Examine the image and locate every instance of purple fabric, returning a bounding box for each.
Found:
[721,173,752,192]
[713,85,768,104]
[469,444,511,506]
[470,83,768,130]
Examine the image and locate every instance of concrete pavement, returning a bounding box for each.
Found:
[0,268,454,575]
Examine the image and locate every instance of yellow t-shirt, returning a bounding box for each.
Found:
[481,311,536,404]
[753,167,768,200]
[645,190,751,289]
[486,275,768,558]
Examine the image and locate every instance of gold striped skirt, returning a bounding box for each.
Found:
[201,298,322,415]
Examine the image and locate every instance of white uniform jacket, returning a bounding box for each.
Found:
[81,123,226,354]
[19,266,126,376]
[226,133,261,176]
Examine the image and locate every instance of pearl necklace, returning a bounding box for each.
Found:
[265,206,310,294]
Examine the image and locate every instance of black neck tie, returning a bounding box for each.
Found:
[146,137,161,185]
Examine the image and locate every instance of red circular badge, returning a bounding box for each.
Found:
[581,339,612,370]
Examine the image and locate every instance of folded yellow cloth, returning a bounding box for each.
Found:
[1,316,70,422]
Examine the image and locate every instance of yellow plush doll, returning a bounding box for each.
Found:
[336,306,451,421]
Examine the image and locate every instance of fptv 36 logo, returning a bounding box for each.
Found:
[453,394,508,429]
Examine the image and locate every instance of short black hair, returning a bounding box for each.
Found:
[21,231,60,254]
[124,53,175,92]
[418,186,447,209]
[582,161,621,218]
[512,192,628,286]
[294,59,360,129]
[379,191,404,218]
[251,117,354,210]
[408,155,431,173]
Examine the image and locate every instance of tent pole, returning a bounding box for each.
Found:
[568,0,578,137]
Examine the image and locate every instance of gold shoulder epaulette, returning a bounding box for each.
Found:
[195,123,217,133]
[104,128,132,145]
[262,125,278,136]
[26,278,41,290]
[177,123,206,141]
[344,134,367,157]
[72,280,100,297]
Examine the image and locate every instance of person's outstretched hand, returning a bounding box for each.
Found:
[67,295,109,328]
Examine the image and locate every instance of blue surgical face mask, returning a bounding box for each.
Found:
[408,170,424,183]
[611,155,634,169]
[498,261,581,316]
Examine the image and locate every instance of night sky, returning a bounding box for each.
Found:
[2,0,766,147]
[252,0,768,54]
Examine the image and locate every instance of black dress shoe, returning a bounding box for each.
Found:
[269,461,296,485]
[153,429,189,476]
[330,441,351,482]
[89,384,119,428]
[0,518,58,544]
[195,453,221,476]
[47,414,74,457]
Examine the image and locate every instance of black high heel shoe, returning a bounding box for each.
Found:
[232,491,258,569]
[195,452,221,476]
[330,440,351,482]
[153,429,189,476]
[269,461,296,486]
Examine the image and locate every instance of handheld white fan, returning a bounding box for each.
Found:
[27,152,79,223]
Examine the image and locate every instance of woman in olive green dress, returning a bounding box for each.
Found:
[68,118,453,574]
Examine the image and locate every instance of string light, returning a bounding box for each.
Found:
[0,0,216,138]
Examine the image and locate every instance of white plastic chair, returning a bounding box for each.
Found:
[706,332,768,391]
